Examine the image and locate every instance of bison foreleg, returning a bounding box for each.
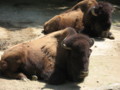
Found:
[101,31,115,39]
[4,72,29,81]
[48,68,66,85]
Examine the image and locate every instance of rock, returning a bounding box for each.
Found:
[32,75,38,81]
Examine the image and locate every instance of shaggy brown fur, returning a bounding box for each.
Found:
[43,0,97,34]
[65,0,98,13]
[44,1,114,39]
[0,27,94,85]
[82,1,114,39]
[44,9,84,34]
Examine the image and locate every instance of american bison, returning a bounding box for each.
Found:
[82,1,114,39]
[0,27,94,85]
[43,1,114,39]
[43,0,97,34]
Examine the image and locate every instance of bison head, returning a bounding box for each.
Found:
[61,30,94,82]
[91,2,114,17]
[83,2,114,38]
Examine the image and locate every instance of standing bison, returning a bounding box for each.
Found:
[0,27,94,85]
[43,0,97,34]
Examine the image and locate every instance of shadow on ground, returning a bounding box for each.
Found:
[0,0,76,30]
[0,0,119,30]
[42,83,81,90]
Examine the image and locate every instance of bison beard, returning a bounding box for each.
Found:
[0,27,94,85]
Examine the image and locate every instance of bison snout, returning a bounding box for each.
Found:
[72,71,88,83]
[42,30,48,34]
[80,71,88,77]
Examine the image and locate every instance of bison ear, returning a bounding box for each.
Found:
[89,38,94,47]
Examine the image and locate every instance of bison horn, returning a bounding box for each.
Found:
[91,7,97,16]
[61,41,71,50]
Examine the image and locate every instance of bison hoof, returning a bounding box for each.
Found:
[108,35,115,39]
[108,32,115,39]
[21,77,30,82]
[42,30,48,34]
[32,75,38,81]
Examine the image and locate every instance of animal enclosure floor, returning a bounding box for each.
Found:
[0,1,120,90]
[0,26,120,90]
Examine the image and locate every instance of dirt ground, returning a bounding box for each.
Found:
[0,1,120,90]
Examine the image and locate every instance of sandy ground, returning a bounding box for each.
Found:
[0,1,120,90]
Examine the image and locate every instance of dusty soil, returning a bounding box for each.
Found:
[0,1,120,90]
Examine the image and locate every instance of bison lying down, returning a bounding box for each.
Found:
[0,27,94,85]
[82,1,114,39]
[43,1,114,39]
[43,0,97,34]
